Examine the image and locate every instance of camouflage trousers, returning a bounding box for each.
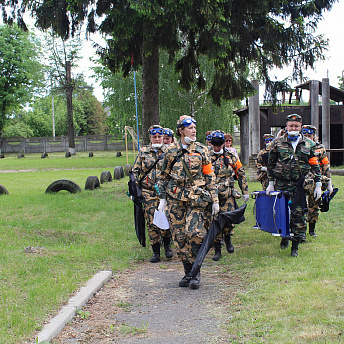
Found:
[260,176,269,191]
[142,189,172,245]
[204,194,237,244]
[165,194,206,264]
[307,193,319,224]
[275,180,306,241]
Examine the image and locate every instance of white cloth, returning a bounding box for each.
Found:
[158,199,166,213]
[242,194,249,203]
[290,135,301,152]
[327,179,333,195]
[266,181,274,195]
[260,167,267,172]
[212,202,220,215]
[153,209,170,229]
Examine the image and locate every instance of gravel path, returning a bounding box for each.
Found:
[52,257,244,344]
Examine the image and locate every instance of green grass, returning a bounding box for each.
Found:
[219,178,344,343]
[0,153,343,343]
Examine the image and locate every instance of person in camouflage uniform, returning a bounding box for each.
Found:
[256,134,274,191]
[266,114,322,257]
[131,125,173,263]
[158,115,219,289]
[207,131,249,261]
[302,125,333,238]
[163,128,175,147]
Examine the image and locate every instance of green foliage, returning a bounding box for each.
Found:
[0,24,44,135]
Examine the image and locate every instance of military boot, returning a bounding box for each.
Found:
[224,235,234,253]
[212,242,222,261]
[309,222,317,237]
[291,240,299,257]
[179,262,192,287]
[163,237,173,259]
[280,237,289,249]
[190,272,201,290]
[149,243,160,263]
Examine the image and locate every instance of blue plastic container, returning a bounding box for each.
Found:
[252,191,290,237]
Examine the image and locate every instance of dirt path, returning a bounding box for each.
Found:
[52,257,245,344]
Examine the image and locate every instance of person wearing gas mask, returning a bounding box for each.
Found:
[301,124,333,238]
[131,125,173,263]
[207,130,249,261]
[158,115,219,289]
[266,114,322,257]
[256,134,274,191]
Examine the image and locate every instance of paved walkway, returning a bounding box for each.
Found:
[52,257,243,344]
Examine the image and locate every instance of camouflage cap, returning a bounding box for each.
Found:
[302,124,317,133]
[263,134,274,139]
[163,128,174,136]
[176,115,195,128]
[286,114,302,123]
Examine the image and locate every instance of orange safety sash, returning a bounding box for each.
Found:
[308,157,319,166]
[320,156,330,166]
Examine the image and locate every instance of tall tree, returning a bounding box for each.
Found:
[0,24,43,139]
[3,0,336,143]
[44,33,83,154]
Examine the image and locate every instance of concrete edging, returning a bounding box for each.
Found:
[35,270,113,344]
[332,169,344,176]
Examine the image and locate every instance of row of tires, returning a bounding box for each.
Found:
[0,164,132,195]
[0,151,123,159]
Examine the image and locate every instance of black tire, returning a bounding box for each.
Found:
[65,152,71,158]
[89,152,94,157]
[85,176,101,190]
[41,152,48,158]
[124,164,132,176]
[116,151,122,157]
[100,171,112,184]
[0,154,4,159]
[114,166,123,179]
[45,179,81,194]
[18,153,24,158]
[0,184,9,195]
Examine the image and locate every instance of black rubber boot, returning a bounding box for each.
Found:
[280,237,289,249]
[179,262,192,287]
[291,240,299,257]
[212,242,222,261]
[190,272,201,290]
[163,237,173,259]
[149,243,160,263]
[309,222,317,237]
[224,235,234,253]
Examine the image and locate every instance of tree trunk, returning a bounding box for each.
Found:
[141,41,160,145]
[65,61,75,154]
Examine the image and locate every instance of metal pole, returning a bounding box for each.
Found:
[133,69,140,151]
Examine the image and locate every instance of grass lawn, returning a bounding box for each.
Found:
[0,152,343,343]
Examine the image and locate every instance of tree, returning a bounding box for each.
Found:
[43,33,83,154]
[0,24,43,138]
[3,0,336,143]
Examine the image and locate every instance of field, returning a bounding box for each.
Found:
[0,151,343,343]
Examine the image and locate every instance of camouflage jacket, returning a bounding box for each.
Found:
[159,140,219,203]
[314,142,331,179]
[210,150,249,196]
[131,144,166,191]
[267,133,321,183]
[255,145,270,181]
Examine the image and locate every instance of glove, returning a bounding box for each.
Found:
[260,167,267,172]
[266,181,274,195]
[314,182,322,201]
[212,202,220,215]
[327,179,333,195]
[242,194,249,203]
[158,199,166,213]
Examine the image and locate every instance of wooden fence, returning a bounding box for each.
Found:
[0,135,135,154]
